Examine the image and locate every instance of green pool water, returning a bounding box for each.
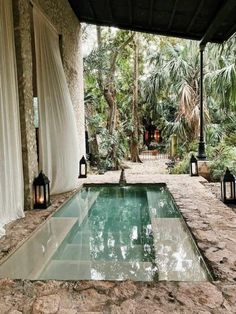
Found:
[0,184,211,281]
[54,186,156,262]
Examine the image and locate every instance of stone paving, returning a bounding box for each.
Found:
[0,160,236,313]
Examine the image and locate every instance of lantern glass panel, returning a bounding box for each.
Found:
[191,162,197,175]
[225,182,234,199]
[36,185,44,204]
[221,182,224,199]
[46,185,50,203]
[81,164,86,176]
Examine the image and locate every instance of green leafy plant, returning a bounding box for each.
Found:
[171,153,190,174]
[207,144,236,181]
[98,128,128,170]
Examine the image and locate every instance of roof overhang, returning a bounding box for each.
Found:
[68,0,236,44]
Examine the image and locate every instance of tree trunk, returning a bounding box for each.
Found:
[85,102,99,166]
[131,34,142,163]
[96,27,134,169]
[104,88,117,135]
[104,89,118,168]
[96,26,118,136]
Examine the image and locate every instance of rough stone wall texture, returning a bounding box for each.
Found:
[75,31,86,159]
[12,0,85,209]
[198,160,211,181]
[13,0,38,210]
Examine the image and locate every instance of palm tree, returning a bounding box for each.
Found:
[142,40,210,145]
[205,35,236,111]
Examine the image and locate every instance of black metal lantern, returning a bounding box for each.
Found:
[221,168,236,204]
[79,155,87,178]
[190,154,198,176]
[33,171,51,209]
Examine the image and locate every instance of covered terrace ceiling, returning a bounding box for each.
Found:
[69,0,236,44]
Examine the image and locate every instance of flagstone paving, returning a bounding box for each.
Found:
[0,160,236,313]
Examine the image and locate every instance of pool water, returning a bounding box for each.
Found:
[0,184,211,281]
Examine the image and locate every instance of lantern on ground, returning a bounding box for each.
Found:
[221,168,236,204]
[79,155,87,178]
[33,171,51,209]
[190,154,198,176]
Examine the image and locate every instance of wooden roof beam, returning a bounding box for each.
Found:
[187,0,204,32]
[107,0,114,21]
[88,0,97,19]
[128,0,133,25]
[148,0,154,26]
[168,0,178,30]
[225,23,236,40]
[201,0,235,45]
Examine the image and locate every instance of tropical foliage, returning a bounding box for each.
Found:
[83,25,236,179]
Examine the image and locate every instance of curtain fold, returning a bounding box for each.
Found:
[0,0,24,237]
[33,7,79,194]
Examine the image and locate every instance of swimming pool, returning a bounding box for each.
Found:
[0,184,211,281]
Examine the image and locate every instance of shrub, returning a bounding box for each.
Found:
[207,144,236,181]
[171,153,191,174]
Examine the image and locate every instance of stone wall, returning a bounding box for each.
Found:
[12,0,85,209]
[13,0,38,210]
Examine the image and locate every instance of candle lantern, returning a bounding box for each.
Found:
[190,154,198,176]
[221,168,236,204]
[79,155,87,178]
[33,171,51,209]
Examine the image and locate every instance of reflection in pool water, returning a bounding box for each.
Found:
[0,185,211,281]
[46,185,157,281]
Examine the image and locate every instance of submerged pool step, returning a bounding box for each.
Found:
[152,218,210,281]
[0,218,77,280]
[54,243,145,261]
[146,190,181,218]
[70,230,143,245]
[53,191,100,221]
[39,260,154,281]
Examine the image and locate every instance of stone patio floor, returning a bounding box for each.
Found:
[0,160,236,313]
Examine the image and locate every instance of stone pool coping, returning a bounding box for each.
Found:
[0,166,236,313]
[85,172,236,284]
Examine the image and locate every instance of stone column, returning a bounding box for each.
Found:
[12,0,38,210]
[76,27,86,158]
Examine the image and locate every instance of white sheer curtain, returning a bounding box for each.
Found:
[33,7,79,194]
[0,0,24,237]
